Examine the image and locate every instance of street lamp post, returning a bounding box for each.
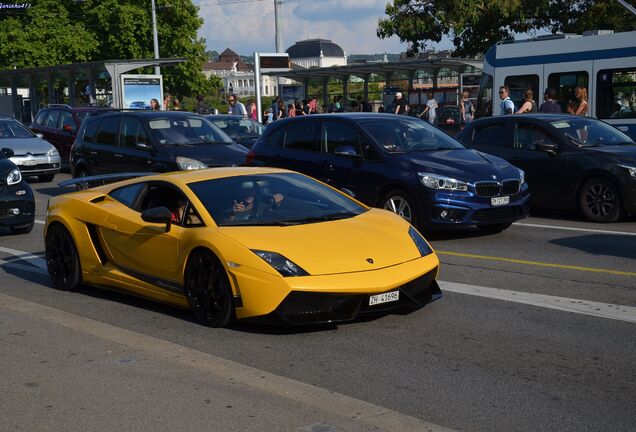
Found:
[151,0,160,75]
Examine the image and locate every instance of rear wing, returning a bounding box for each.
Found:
[58,172,155,190]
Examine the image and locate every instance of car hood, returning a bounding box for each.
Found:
[160,144,247,167]
[586,145,636,163]
[0,137,54,155]
[0,157,17,174]
[399,149,520,182]
[219,208,428,276]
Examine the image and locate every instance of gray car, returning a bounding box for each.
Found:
[0,115,61,182]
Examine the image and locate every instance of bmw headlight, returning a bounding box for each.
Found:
[252,250,309,277]
[47,147,59,157]
[418,172,468,191]
[177,156,207,170]
[408,226,433,257]
[619,164,636,178]
[6,168,22,185]
[519,169,525,184]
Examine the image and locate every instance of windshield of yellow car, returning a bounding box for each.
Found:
[188,173,367,227]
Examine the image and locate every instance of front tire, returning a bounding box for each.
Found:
[184,250,234,327]
[382,189,418,226]
[579,178,622,223]
[45,224,82,291]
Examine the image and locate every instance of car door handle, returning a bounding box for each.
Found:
[319,161,335,172]
[90,151,98,156]
[114,153,124,158]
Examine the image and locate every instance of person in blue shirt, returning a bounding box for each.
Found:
[499,86,515,115]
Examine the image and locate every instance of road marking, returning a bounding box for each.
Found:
[440,281,636,324]
[1,246,634,323]
[0,246,47,270]
[514,222,636,237]
[35,219,45,225]
[437,251,636,277]
[0,292,456,432]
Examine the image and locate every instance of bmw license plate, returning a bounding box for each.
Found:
[369,290,399,306]
[491,196,510,206]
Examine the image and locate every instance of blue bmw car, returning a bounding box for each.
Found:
[247,113,529,233]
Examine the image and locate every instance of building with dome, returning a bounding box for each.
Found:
[286,39,347,69]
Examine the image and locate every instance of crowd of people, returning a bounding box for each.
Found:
[498,85,589,116]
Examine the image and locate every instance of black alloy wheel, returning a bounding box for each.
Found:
[579,178,622,223]
[476,222,512,234]
[45,224,82,291]
[185,250,234,327]
[9,222,34,235]
[382,189,418,227]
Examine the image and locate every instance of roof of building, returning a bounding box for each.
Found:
[286,39,345,59]
[203,48,253,72]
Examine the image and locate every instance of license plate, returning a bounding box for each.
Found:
[369,290,400,306]
[491,196,510,206]
[22,160,37,166]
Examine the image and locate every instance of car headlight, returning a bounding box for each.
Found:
[47,147,59,157]
[519,169,525,184]
[619,164,636,178]
[252,250,309,277]
[177,156,207,170]
[408,226,433,257]
[7,168,22,185]
[418,172,468,191]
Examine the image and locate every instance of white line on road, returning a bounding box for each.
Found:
[440,281,636,324]
[513,222,636,237]
[35,219,45,225]
[1,246,634,324]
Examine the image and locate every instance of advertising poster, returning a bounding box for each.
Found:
[281,85,305,107]
[121,74,163,110]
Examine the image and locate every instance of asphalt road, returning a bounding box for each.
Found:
[1,174,634,432]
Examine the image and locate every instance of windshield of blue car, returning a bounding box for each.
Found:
[148,116,233,146]
[0,120,34,139]
[189,173,367,227]
[209,118,264,139]
[359,117,465,153]
[550,118,635,147]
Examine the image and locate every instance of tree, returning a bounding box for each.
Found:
[377,0,636,58]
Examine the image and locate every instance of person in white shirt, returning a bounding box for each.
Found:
[419,91,438,124]
[228,95,247,118]
[499,86,515,115]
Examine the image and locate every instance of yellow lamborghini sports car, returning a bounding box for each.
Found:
[45,168,441,327]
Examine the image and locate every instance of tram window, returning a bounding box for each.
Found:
[504,75,539,112]
[476,73,493,118]
[596,68,636,119]
[547,72,589,114]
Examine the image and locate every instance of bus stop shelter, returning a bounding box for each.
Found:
[0,58,185,121]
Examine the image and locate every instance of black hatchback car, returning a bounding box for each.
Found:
[0,148,35,234]
[457,114,636,222]
[70,111,247,178]
[248,113,529,233]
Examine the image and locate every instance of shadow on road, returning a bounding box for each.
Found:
[33,186,73,197]
[550,234,636,260]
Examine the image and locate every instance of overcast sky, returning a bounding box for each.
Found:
[195,0,452,56]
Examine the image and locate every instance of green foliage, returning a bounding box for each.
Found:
[0,0,214,99]
[377,0,636,57]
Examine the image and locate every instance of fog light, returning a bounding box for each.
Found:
[440,210,448,219]
[10,208,20,215]
[15,190,26,196]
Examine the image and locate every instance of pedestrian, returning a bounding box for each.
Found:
[246,99,253,118]
[172,98,181,111]
[459,91,474,128]
[377,106,384,113]
[294,99,306,116]
[539,88,562,113]
[499,86,515,115]
[228,95,247,117]
[163,94,172,111]
[149,98,160,111]
[271,96,281,121]
[287,103,296,117]
[419,91,438,123]
[393,92,409,115]
[250,100,257,121]
[264,108,273,124]
[573,86,588,116]
[194,94,210,115]
[276,99,286,120]
[515,89,537,114]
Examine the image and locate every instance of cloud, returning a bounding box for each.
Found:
[291,0,387,22]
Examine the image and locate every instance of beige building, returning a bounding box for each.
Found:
[286,39,347,69]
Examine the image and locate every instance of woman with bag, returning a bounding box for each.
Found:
[459,91,474,128]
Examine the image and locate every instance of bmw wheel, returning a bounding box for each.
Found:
[185,250,234,327]
[45,224,82,291]
[579,178,622,223]
[382,189,418,226]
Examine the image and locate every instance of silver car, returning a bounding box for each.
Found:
[0,116,60,182]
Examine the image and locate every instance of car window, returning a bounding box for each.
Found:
[82,118,99,143]
[60,111,76,133]
[515,123,557,150]
[0,119,34,139]
[210,118,264,138]
[283,120,321,152]
[324,121,362,156]
[109,182,145,208]
[472,123,508,147]
[120,117,148,148]
[44,110,60,129]
[550,118,634,147]
[33,110,47,126]
[147,116,231,146]
[139,182,202,227]
[95,116,120,146]
[266,126,284,149]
